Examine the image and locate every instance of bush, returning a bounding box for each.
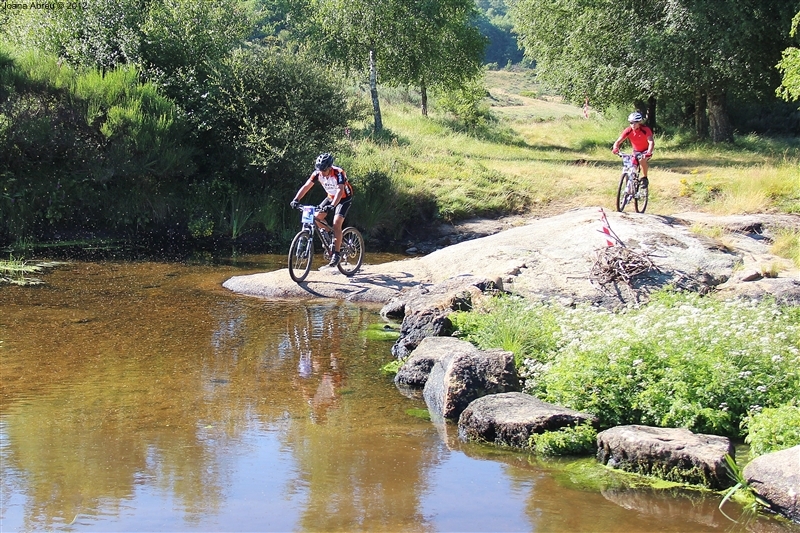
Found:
[529,423,597,456]
[743,403,800,457]
[452,291,800,437]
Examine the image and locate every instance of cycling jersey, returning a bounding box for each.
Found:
[619,125,653,152]
[311,166,353,200]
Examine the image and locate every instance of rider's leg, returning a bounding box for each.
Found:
[332,214,344,253]
[640,157,649,178]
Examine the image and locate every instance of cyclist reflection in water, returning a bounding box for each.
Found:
[291,307,347,424]
[290,153,354,268]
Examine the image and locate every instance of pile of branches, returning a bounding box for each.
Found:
[590,245,656,289]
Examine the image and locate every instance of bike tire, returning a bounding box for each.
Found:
[635,182,649,213]
[616,173,630,212]
[288,230,314,283]
[337,227,364,277]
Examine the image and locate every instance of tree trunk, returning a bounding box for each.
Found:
[694,90,709,140]
[646,96,657,132]
[420,82,428,117]
[369,49,383,133]
[707,89,733,143]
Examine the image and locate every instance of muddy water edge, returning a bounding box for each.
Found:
[1,257,798,532]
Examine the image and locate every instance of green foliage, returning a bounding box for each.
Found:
[0,46,193,239]
[511,0,798,138]
[380,358,405,375]
[435,77,494,132]
[453,292,800,438]
[777,12,800,103]
[451,295,559,367]
[528,423,597,456]
[743,403,800,457]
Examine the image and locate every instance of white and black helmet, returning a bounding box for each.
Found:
[315,153,334,171]
[628,112,644,124]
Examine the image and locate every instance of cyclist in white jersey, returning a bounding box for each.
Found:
[290,153,354,266]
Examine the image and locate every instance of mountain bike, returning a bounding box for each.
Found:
[288,205,364,283]
[615,152,648,213]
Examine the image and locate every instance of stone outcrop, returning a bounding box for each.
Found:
[420,338,520,420]
[743,445,800,523]
[458,392,598,447]
[381,274,499,359]
[394,336,461,389]
[596,425,735,489]
[223,209,800,307]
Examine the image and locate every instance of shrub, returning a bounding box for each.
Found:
[528,423,597,456]
[743,403,800,457]
[452,291,800,437]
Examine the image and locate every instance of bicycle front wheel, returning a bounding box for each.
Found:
[288,230,314,283]
[337,227,364,277]
[635,181,649,213]
[616,173,631,212]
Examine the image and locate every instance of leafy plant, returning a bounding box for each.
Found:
[452,291,800,438]
[528,422,597,456]
[742,403,800,457]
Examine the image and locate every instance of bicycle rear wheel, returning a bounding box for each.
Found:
[337,227,364,277]
[634,180,649,213]
[288,230,314,283]
[616,173,631,212]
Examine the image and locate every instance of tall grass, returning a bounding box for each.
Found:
[343,72,799,229]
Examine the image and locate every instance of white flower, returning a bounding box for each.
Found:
[756,385,767,393]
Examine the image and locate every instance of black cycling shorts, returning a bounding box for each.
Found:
[319,197,352,219]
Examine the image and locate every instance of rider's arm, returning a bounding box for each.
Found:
[612,129,628,152]
[645,131,654,155]
[330,183,345,207]
[293,176,315,203]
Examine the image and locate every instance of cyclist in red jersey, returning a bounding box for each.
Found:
[612,111,654,189]
[291,153,354,266]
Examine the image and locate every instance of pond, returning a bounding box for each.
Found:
[1,257,798,532]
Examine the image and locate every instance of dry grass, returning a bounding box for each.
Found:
[347,70,799,225]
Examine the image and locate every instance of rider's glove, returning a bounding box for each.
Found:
[322,205,334,213]
[290,199,300,209]
[611,147,619,155]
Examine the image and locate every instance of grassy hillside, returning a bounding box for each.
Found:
[341,70,799,237]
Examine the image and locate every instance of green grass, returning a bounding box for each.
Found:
[343,69,799,230]
[0,258,43,285]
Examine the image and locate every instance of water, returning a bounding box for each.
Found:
[1,258,797,532]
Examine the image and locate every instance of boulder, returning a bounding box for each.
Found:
[596,425,734,489]
[458,392,598,448]
[381,274,499,359]
[743,445,800,523]
[394,336,462,388]
[422,339,520,420]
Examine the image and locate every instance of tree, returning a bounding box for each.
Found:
[307,0,486,130]
[511,0,798,142]
[777,11,800,103]
[380,0,486,116]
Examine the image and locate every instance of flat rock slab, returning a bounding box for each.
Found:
[223,208,800,306]
[743,445,800,523]
[422,338,520,420]
[458,392,598,448]
[596,425,734,489]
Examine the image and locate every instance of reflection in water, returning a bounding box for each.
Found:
[1,260,798,532]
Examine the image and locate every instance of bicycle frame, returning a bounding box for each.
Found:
[300,206,336,258]
[289,204,365,282]
[615,152,648,213]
